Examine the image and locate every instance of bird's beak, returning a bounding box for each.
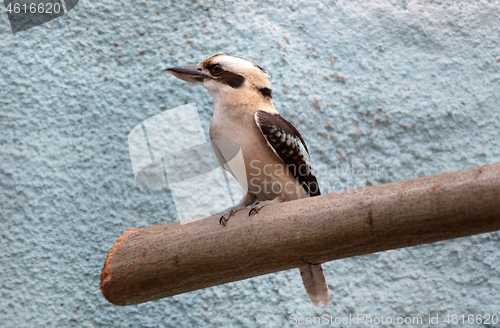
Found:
[162,65,207,83]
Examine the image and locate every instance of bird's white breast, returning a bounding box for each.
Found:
[210,106,307,201]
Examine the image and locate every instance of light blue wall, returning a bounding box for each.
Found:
[1,1,499,327]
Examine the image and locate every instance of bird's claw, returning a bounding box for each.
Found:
[220,209,234,226]
[249,203,260,216]
[249,199,278,216]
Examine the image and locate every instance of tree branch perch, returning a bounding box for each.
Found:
[100,164,500,306]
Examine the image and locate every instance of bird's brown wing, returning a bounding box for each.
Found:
[254,111,321,197]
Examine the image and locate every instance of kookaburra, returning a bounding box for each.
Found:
[165,54,330,307]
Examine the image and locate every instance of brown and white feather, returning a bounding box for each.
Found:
[254,111,321,197]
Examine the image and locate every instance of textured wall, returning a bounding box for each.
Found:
[1,0,499,327]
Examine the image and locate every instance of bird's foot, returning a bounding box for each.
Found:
[219,209,235,226]
[249,201,270,216]
[249,196,283,216]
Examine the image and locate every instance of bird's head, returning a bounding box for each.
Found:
[164,54,273,109]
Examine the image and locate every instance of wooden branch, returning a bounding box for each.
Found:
[100,164,500,306]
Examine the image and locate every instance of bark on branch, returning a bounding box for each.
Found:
[100,164,500,306]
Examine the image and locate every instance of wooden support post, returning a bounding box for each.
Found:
[100,164,500,306]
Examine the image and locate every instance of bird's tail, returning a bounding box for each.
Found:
[299,264,330,307]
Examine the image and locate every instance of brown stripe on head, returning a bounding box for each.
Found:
[199,54,271,91]
[200,53,225,67]
[258,87,272,99]
[201,54,267,74]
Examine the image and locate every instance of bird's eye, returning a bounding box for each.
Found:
[210,64,223,75]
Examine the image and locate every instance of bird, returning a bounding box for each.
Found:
[164,54,330,307]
